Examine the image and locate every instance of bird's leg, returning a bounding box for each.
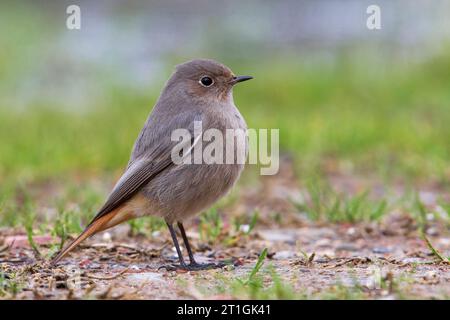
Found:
[161,222,188,270]
[177,221,226,271]
[177,222,197,264]
[160,221,228,271]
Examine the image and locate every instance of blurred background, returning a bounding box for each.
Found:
[1,0,450,188]
[2,1,450,299]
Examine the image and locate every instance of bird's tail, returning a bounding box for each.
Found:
[50,212,115,265]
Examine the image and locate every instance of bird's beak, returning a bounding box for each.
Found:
[231,75,253,85]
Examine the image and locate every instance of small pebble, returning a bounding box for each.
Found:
[336,244,359,251]
[239,224,250,233]
[426,227,439,236]
[274,250,295,260]
[102,232,112,242]
[372,247,391,254]
[224,264,235,271]
[423,271,437,281]
[315,239,331,247]
[152,231,161,238]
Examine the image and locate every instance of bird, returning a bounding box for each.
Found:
[51,59,253,270]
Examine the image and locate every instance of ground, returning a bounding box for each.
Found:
[1,161,449,300]
[1,1,450,302]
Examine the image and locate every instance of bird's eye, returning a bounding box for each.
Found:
[199,76,214,87]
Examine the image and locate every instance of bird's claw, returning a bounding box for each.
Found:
[159,261,227,271]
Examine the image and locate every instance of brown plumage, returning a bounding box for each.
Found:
[52,194,149,263]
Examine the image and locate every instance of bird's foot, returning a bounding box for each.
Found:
[159,261,227,272]
[185,261,227,271]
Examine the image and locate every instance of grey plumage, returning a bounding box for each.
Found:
[93,58,247,222]
[52,59,251,267]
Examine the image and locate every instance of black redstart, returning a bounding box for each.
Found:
[51,59,252,270]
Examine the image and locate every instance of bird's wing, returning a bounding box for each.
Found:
[88,156,169,225]
[87,111,203,225]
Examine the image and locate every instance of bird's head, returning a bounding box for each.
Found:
[168,59,252,102]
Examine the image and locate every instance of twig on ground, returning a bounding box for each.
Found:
[329,257,371,268]
[81,242,168,257]
[85,268,129,280]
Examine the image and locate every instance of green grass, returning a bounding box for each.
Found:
[0,181,106,246]
[198,208,223,244]
[199,250,417,300]
[128,216,166,237]
[422,233,450,263]
[0,272,22,298]
[294,178,388,222]
[232,209,259,235]
[1,4,450,228]
[240,52,450,183]
[208,248,306,299]
[2,52,450,226]
[241,247,268,286]
[196,205,260,246]
[1,50,450,184]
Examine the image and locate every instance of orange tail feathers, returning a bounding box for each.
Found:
[50,212,115,265]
